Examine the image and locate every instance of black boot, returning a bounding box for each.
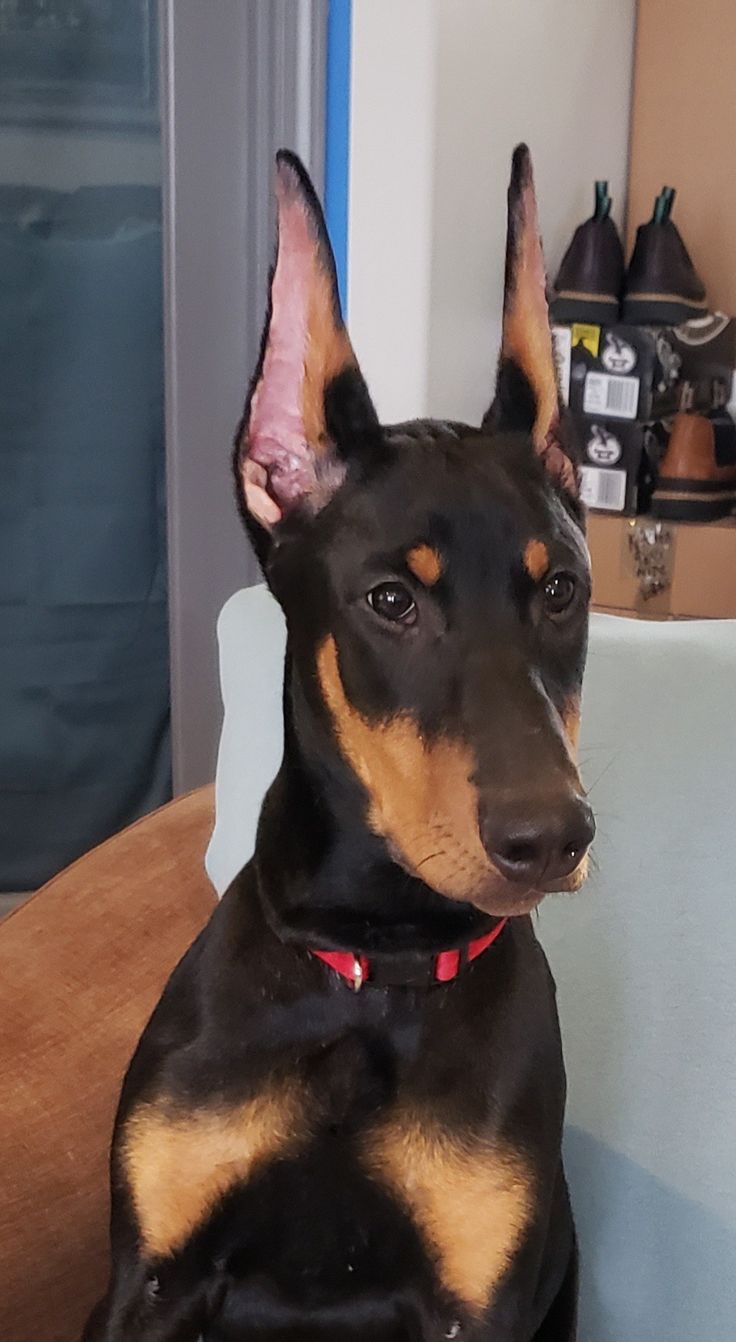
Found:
[551,181,624,324]
[623,187,707,325]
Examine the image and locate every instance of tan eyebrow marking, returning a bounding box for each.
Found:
[407,544,443,587]
[523,539,550,582]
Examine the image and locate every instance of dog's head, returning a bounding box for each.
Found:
[234,147,593,918]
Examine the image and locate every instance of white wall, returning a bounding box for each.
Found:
[348,0,637,424]
[348,0,438,423]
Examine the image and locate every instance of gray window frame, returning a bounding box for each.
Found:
[160,0,327,793]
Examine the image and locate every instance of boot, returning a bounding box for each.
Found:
[651,411,736,521]
[551,181,624,324]
[623,187,707,325]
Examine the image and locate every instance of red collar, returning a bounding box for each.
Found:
[311,918,508,991]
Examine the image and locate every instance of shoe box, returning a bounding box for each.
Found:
[552,316,736,515]
[558,316,736,422]
[573,419,659,516]
[587,512,736,619]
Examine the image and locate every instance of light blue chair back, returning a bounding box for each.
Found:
[208,586,736,1342]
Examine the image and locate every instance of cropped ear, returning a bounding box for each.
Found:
[484,145,577,497]
[235,151,379,534]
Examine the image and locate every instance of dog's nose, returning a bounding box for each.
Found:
[481,796,595,887]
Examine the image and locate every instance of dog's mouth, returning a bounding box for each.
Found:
[470,850,591,917]
[386,814,593,918]
[402,848,591,919]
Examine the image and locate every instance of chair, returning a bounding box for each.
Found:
[4,583,736,1342]
[0,787,216,1342]
[209,587,736,1342]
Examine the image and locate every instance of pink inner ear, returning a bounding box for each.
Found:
[517,179,558,436]
[539,425,578,496]
[503,154,561,456]
[247,175,319,508]
[518,179,547,310]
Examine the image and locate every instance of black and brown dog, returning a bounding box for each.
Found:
[86,145,595,1341]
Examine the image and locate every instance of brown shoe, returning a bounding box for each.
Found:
[651,412,736,521]
[551,181,624,324]
[623,187,707,325]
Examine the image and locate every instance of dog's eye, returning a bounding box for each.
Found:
[368,582,416,624]
[543,571,577,617]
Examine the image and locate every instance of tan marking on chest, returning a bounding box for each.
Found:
[407,544,443,587]
[363,1117,534,1315]
[121,1085,305,1258]
[523,539,550,582]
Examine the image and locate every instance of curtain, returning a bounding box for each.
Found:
[0,1,170,890]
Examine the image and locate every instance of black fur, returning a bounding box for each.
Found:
[87,149,592,1342]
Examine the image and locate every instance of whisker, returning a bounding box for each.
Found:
[416,850,447,870]
[583,751,620,795]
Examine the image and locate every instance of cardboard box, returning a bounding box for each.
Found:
[587,512,736,619]
[553,315,736,424]
[578,419,659,516]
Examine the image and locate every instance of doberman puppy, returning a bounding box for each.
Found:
[85,145,594,1341]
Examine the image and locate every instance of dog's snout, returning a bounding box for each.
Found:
[481,795,595,887]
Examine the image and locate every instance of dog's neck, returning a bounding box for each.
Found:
[252,657,491,956]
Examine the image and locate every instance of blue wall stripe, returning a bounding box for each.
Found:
[325,0,352,315]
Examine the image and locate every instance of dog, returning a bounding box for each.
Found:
[85,144,594,1341]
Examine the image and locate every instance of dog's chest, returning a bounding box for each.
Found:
[121,1074,534,1320]
[363,1112,534,1314]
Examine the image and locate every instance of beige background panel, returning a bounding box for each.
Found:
[628,0,736,312]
